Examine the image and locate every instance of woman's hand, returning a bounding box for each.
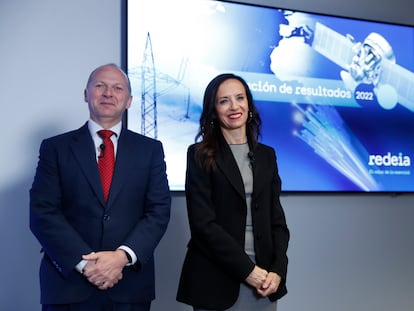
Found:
[257,272,281,297]
[245,265,268,289]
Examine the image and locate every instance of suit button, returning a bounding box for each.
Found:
[103,214,110,221]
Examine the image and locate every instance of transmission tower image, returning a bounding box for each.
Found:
[140,32,157,138]
[136,32,190,139]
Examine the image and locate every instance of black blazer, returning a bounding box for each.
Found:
[30,123,171,304]
[177,139,289,309]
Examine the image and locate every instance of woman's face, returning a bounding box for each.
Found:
[215,78,249,135]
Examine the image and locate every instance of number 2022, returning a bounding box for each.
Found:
[355,91,374,101]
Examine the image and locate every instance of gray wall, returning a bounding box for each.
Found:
[1,0,413,310]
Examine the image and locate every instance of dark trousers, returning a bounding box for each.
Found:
[42,290,151,311]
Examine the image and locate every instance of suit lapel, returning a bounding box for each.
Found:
[70,124,106,206]
[216,142,246,199]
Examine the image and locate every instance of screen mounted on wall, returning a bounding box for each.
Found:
[126,0,414,193]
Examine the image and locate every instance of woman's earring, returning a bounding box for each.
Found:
[248,111,253,123]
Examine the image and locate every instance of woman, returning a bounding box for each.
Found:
[176,73,290,311]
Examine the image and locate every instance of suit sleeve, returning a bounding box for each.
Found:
[119,139,171,267]
[29,139,94,277]
[269,149,290,281]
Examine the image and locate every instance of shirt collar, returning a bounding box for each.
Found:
[88,119,122,138]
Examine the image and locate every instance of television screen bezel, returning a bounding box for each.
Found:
[122,0,414,195]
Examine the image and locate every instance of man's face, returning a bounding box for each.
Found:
[84,65,132,127]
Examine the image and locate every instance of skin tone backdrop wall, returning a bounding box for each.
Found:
[1,0,413,310]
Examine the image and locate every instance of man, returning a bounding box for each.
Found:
[30,63,171,311]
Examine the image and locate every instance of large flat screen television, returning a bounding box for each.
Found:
[126,0,414,193]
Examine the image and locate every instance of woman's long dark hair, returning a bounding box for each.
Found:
[194,73,262,170]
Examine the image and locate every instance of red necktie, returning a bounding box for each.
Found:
[98,130,115,202]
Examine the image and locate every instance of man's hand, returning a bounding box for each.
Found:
[82,250,129,290]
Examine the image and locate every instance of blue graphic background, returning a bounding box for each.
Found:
[127,0,414,192]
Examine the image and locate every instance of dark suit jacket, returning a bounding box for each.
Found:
[30,123,171,304]
[176,139,289,309]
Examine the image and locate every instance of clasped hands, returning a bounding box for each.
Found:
[245,265,281,297]
[82,249,129,290]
